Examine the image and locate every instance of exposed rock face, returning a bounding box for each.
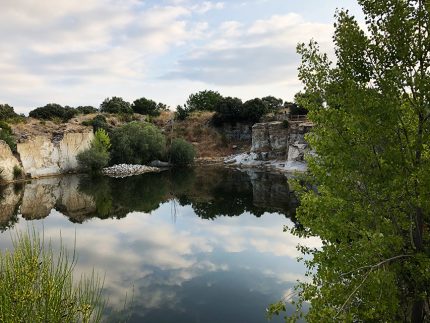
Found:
[20,176,96,221]
[251,120,312,162]
[17,132,94,178]
[225,120,313,172]
[219,123,252,141]
[251,121,289,158]
[0,184,22,228]
[0,140,21,182]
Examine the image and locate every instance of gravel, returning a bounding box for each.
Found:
[102,164,161,178]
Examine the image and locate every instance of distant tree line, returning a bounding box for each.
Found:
[175,90,308,124]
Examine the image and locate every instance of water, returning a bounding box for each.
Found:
[0,167,319,322]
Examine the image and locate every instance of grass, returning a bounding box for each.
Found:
[0,229,105,323]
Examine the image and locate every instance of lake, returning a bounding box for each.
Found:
[0,167,319,322]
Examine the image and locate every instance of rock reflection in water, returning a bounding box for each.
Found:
[0,167,314,323]
[0,167,297,227]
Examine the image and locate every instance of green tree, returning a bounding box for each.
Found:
[186,90,223,112]
[0,104,19,120]
[212,97,243,125]
[99,97,132,114]
[110,122,166,164]
[76,105,98,115]
[77,129,111,173]
[261,96,283,112]
[274,2,430,322]
[175,105,190,121]
[0,121,16,151]
[241,98,268,122]
[29,103,77,122]
[169,138,195,166]
[132,97,159,116]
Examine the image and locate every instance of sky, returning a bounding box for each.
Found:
[0,0,363,114]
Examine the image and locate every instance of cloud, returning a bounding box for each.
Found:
[161,13,333,86]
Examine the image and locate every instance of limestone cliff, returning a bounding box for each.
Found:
[0,140,21,181]
[17,131,94,178]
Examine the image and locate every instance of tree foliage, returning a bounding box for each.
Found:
[132,97,164,116]
[241,98,268,122]
[110,122,166,165]
[261,96,284,112]
[77,129,111,173]
[276,2,430,322]
[0,121,16,151]
[0,104,23,121]
[169,138,195,166]
[186,90,223,112]
[29,103,77,122]
[76,105,98,115]
[99,97,133,114]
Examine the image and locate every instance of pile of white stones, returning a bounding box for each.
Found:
[102,164,161,178]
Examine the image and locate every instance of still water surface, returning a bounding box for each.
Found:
[0,167,319,322]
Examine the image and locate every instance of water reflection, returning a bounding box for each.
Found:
[0,167,317,323]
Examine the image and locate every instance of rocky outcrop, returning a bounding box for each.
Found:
[0,184,22,228]
[20,176,96,220]
[251,121,289,158]
[0,141,22,182]
[219,122,252,141]
[224,120,313,172]
[17,131,94,178]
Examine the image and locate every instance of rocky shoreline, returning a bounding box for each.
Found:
[102,164,162,178]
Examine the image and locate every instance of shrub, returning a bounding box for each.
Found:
[0,230,104,322]
[261,96,284,112]
[13,165,23,180]
[99,97,132,114]
[132,97,160,116]
[241,98,268,123]
[186,90,223,112]
[175,105,190,121]
[77,147,109,173]
[0,121,16,152]
[212,97,243,125]
[77,129,111,173]
[82,115,110,133]
[0,104,22,121]
[29,103,77,122]
[110,122,166,165]
[169,138,195,166]
[76,105,98,115]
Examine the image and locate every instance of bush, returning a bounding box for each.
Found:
[186,90,223,112]
[29,103,77,122]
[175,105,190,121]
[241,98,268,123]
[77,129,111,173]
[13,166,23,180]
[76,105,98,115]
[132,97,160,116]
[212,97,243,125]
[169,138,195,166]
[0,121,16,152]
[0,104,22,121]
[100,97,132,114]
[82,115,110,133]
[110,122,166,165]
[0,230,104,322]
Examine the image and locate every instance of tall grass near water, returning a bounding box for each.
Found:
[0,229,105,322]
